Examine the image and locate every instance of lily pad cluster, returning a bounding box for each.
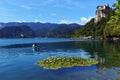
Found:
[35,56,98,70]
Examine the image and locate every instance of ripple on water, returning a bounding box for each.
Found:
[0,39,119,80]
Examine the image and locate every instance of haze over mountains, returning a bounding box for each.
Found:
[0,22,82,38]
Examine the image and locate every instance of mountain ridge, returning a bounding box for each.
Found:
[0,22,81,30]
[0,22,82,38]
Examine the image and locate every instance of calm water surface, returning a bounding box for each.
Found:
[0,38,120,80]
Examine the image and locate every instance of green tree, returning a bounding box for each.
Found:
[104,0,120,38]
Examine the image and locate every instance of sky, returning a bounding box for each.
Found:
[0,0,116,25]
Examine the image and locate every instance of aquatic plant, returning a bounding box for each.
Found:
[117,71,120,74]
[35,56,98,70]
[116,78,120,80]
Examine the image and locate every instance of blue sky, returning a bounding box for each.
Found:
[0,0,116,24]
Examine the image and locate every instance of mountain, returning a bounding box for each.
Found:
[0,25,35,38]
[46,24,79,37]
[0,22,82,38]
[0,22,81,30]
[34,23,81,37]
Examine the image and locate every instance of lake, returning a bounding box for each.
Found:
[0,38,120,80]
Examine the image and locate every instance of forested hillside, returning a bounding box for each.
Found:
[72,0,120,40]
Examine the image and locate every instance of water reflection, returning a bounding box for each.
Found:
[0,39,120,80]
[32,43,40,52]
[73,41,120,68]
[1,40,120,69]
[47,65,96,75]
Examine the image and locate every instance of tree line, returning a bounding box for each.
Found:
[71,0,120,40]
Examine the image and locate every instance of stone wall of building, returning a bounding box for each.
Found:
[94,5,110,23]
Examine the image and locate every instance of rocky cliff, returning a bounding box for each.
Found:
[94,5,110,23]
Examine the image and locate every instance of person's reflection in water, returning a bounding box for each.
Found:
[32,43,40,52]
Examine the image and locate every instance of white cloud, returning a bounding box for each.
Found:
[42,0,81,8]
[35,19,39,22]
[64,0,79,7]
[43,0,55,5]
[34,19,46,23]
[59,16,93,25]
[80,16,93,25]
[59,20,73,24]
[20,5,32,10]
[39,21,46,23]
[51,13,57,16]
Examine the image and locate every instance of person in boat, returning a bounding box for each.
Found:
[32,43,40,51]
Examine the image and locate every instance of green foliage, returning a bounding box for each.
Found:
[104,0,120,38]
[72,7,114,39]
[73,18,96,37]
[116,78,120,80]
[118,71,120,74]
[35,56,98,70]
[71,1,120,39]
[72,41,120,68]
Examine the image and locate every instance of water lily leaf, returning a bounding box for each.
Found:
[35,56,99,70]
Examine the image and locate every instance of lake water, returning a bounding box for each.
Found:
[0,38,120,80]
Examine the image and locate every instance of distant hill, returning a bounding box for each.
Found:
[0,22,82,38]
[0,22,81,30]
[0,25,35,38]
[46,24,79,37]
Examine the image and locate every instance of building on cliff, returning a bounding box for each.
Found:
[94,5,110,23]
